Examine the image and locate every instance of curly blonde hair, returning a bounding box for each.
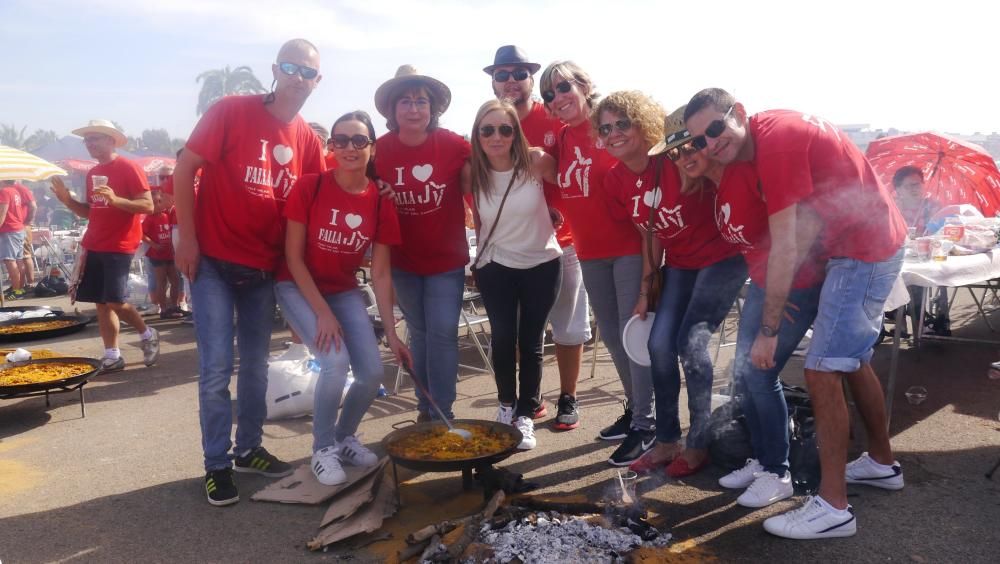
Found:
[590,91,664,150]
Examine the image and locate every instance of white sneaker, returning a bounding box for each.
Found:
[719,458,763,489]
[496,404,514,426]
[846,452,904,490]
[336,435,378,467]
[311,446,347,486]
[514,416,536,450]
[763,495,857,539]
[737,471,794,508]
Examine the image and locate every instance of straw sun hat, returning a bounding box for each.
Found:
[648,105,691,157]
[373,65,452,119]
[71,119,127,148]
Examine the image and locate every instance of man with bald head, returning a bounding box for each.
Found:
[175,38,326,506]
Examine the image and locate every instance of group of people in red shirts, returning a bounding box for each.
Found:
[0,179,38,299]
[48,38,910,541]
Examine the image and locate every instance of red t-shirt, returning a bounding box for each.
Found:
[714,162,824,289]
[81,156,150,253]
[606,158,738,269]
[520,102,572,248]
[552,121,640,260]
[0,186,24,232]
[142,211,174,260]
[13,183,34,225]
[185,95,325,271]
[278,173,401,295]
[750,110,906,262]
[375,128,470,275]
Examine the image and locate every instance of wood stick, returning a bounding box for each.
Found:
[398,539,431,562]
[418,534,442,562]
[406,520,458,545]
[435,491,504,562]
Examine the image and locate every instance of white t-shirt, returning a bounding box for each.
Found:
[474,168,561,269]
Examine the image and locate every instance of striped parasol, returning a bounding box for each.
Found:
[0,144,67,181]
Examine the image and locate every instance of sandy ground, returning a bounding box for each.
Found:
[1,289,999,563]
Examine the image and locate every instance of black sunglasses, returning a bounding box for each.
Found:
[666,141,700,162]
[479,124,515,138]
[690,105,734,150]
[597,118,632,138]
[278,61,319,80]
[493,69,530,82]
[541,80,575,103]
[330,134,374,150]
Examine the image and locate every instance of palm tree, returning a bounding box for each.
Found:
[196,65,267,115]
[0,124,27,149]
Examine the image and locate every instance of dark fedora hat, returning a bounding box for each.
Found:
[483,45,541,75]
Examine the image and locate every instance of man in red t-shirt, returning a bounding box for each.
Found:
[175,38,326,507]
[13,181,37,289]
[0,180,27,298]
[686,88,906,540]
[484,45,591,430]
[49,119,159,373]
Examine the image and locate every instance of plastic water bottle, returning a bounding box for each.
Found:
[377,384,388,397]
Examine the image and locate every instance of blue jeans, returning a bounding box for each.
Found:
[648,255,748,448]
[275,282,384,452]
[193,258,276,472]
[735,282,822,475]
[391,267,465,419]
[806,248,905,373]
[580,254,655,431]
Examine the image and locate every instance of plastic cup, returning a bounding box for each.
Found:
[905,386,928,405]
[615,470,638,504]
[92,175,108,189]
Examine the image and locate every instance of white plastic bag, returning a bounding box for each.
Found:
[265,344,320,420]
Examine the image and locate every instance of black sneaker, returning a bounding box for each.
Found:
[608,427,656,466]
[554,393,579,430]
[233,446,293,478]
[205,468,239,506]
[598,400,632,440]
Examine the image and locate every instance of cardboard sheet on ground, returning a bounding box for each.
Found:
[308,471,398,550]
[320,465,385,527]
[251,457,388,504]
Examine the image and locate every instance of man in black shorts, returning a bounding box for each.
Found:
[50,119,160,372]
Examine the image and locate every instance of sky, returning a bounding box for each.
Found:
[1,0,998,144]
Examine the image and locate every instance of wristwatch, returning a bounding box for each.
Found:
[759,324,778,338]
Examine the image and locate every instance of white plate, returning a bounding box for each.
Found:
[622,313,655,367]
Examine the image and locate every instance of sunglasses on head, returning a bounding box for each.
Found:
[493,69,530,82]
[666,141,700,162]
[690,105,734,150]
[479,124,515,138]
[541,80,575,103]
[277,61,319,80]
[330,134,374,150]
[597,118,632,138]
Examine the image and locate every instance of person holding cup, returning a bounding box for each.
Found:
[49,119,160,373]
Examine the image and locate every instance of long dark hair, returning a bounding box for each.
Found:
[331,110,378,180]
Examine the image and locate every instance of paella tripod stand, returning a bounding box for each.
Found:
[1,381,88,418]
[389,460,496,508]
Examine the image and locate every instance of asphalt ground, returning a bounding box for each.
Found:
[1,290,998,563]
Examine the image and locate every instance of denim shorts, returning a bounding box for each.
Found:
[0,230,25,261]
[805,248,904,373]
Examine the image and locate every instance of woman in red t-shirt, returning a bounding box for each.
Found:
[373,66,471,421]
[596,96,748,478]
[275,111,411,487]
[538,61,653,466]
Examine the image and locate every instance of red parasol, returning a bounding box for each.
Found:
[57,159,98,174]
[866,132,1000,217]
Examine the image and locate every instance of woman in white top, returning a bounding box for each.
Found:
[468,99,561,450]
